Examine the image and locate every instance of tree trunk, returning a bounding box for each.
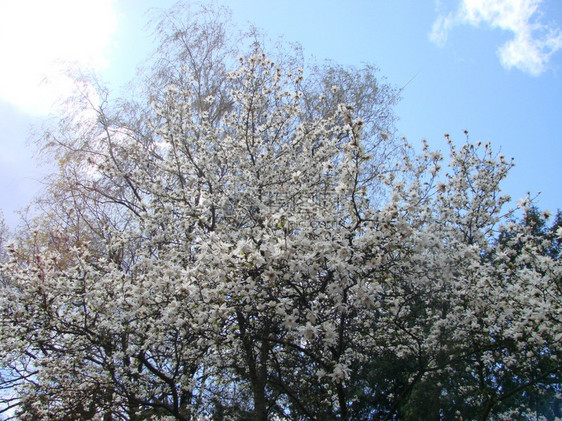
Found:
[252,334,270,420]
[253,381,268,421]
[337,382,348,421]
[236,311,270,421]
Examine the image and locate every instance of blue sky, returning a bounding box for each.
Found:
[0,0,561,227]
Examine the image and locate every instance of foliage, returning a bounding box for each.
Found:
[0,4,560,421]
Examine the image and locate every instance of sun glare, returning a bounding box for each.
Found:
[0,0,117,115]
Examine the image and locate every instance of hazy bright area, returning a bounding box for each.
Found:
[0,0,561,227]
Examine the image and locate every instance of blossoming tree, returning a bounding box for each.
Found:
[0,5,560,421]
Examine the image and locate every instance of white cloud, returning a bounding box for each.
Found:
[429,12,456,47]
[0,0,118,115]
[429,0,562,76]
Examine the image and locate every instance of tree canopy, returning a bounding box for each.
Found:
[0,4,560,421]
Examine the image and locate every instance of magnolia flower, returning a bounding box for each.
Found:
[329,364,348,383]
[263,269,276,283]
[322,323,337,345]
[302,322,318,340]
[284,314,298,329]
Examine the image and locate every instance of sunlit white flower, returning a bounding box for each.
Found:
[302,322,318,340]
[517,197,530,208]
[329,363,349,383]
[284,314,298,329]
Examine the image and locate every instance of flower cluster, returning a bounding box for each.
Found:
[0,37,560,421]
